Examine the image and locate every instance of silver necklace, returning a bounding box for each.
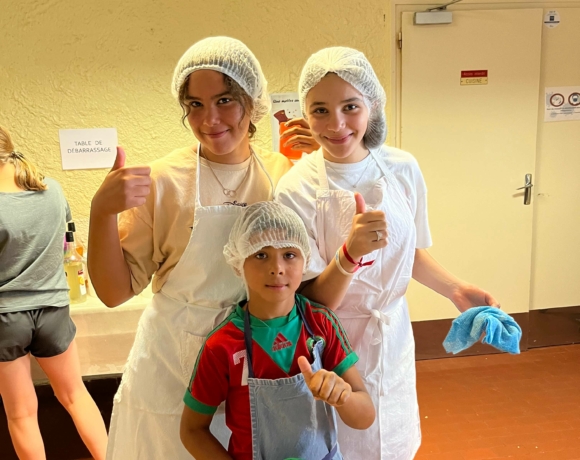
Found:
[325,154,372,189]
[201,149,254,198]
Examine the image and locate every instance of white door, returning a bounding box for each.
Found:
[531,7,580,311]
[400,9,543,321]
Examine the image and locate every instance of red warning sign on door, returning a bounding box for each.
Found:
[461,70,488,86]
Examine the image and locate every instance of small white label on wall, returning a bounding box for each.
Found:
[545,87,580,122]
[59,128,118,170]
[544,10,560,28]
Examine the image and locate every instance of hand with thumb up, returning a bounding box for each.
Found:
[297,356,352,407]
[91,147,152,216]
[344,192,388,262]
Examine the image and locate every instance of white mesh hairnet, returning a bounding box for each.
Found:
[224,201,311,278]
[299,47,387,149]
[171,36,270,123]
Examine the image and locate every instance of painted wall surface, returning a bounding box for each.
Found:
[1,0,391,243]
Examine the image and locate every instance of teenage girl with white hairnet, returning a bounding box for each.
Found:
[87,37,378,460]
[275,47,500,460]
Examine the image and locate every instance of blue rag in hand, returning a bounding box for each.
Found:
[443,306,522,355]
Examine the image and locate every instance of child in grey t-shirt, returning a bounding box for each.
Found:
[0,125,108,459]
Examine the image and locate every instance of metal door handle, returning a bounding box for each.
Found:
[516,174,533,205]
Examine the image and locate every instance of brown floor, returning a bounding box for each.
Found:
[415,344,580,460]
[78,345,580,460]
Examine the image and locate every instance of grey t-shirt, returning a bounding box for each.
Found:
[0,177,72,312]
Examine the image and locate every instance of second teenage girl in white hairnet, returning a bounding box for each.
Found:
[181,201,375,460]
[87,37,379,460]
[275,47,500,460]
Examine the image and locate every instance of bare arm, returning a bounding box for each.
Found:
[298,358,375,430]
[412,248,499,312]
[300,193,387,310]
[299,250,358,311]
[87,212,134,307]
[334,366,375,429]
[180,407,232,460]
[87,147,152,307]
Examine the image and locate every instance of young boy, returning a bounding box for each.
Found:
[180,201,375,460]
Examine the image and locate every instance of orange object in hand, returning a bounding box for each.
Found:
[279,123,303,161]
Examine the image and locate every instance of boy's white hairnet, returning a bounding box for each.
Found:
[299,46,387,149]
[171,36,270,123]
[224,201,311,277]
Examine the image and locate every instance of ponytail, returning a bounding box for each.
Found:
[0,126,47,191]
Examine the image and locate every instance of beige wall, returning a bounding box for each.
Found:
[1,0,392,242]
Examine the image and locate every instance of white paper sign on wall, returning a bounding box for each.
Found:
[545,86,580,122]
[270,93,302,157]
[59,128,118,170]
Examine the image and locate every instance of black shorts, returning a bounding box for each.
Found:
[0,306,76,362]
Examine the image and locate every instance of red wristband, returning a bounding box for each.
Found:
[342,243,375,269]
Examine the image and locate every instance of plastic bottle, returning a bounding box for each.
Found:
[67,222,85,257]
[64,231,87,304]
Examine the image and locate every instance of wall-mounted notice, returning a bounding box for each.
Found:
[460,70,488,86]
[545,86,580,122]
[59,128,118,170]
[270,93,302,155]
[544,10,560,28]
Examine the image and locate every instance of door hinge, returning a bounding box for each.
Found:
[398,32,403,49]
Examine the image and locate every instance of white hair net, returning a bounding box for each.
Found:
[224,201,311,278]
[171,36,270,123]
[299,47,387,149]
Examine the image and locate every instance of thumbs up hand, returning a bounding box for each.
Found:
[91,147,152,216]
[298,356,352,407]
[344,192,388,261]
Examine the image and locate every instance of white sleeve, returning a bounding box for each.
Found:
[413,164,433,249]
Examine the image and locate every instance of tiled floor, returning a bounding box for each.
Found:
[415,344,580,460]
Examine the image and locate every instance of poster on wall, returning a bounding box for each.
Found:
[59,128,118,170]
[269,93,303,160]
[544,86,580,122]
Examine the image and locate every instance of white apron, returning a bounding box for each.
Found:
[314,149,421,460]
[106,145,273,460]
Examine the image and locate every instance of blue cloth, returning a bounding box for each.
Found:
[443,307,522,355]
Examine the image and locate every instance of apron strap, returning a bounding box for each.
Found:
[243,305,256,379]
[368,147,394,181]
[295,297,315,338]
[194,144,203,209]
[320,444,338,460]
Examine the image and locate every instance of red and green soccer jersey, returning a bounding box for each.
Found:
[184,294,358,460]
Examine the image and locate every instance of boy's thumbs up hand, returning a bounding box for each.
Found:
[92,147,152,216]
[298,356,315,383]
[298,356,352,407]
